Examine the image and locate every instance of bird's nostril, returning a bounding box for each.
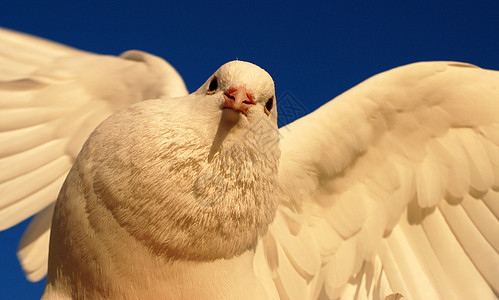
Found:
[224,93,235,101]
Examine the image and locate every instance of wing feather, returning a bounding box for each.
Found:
[458,130,495,194]
[483,189,499,219]
[397,213,456,299]
[17,203,54,282]
[438,198,499,291]
[0,140,66,182]
[259,61,499,299]
[0,173,68,230]
[0,28,188,281]
[381,229,437,300]
[270,219,317,282]
[421,205,495,298]
[0,28,83,81]
[460,194,499,252]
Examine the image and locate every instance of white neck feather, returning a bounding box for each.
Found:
[44,99,280,298]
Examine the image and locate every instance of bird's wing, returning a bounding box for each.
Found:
[255,61,499,299]
[0,28,188,281]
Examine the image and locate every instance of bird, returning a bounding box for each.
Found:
[1,28,499,299]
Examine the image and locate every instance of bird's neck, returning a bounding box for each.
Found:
[43,107,280,298]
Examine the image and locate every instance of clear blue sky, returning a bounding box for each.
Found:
[1,1,498,298]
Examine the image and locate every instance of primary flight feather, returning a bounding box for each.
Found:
[1,28,498,299]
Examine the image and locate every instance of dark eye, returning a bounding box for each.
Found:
[264,96,274,115]
[207,76,218,95]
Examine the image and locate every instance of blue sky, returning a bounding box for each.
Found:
[1,1,498,298]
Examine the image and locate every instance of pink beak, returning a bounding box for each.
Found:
[222,86,255,115]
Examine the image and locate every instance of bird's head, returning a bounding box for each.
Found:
[195,60,277,126]
[192,61,279,163]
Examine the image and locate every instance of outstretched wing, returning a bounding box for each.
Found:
[0,28,188,281]
[255,62,499,299]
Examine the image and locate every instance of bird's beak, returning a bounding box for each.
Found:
[222,85,255,115]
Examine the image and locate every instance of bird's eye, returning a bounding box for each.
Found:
[207,77,218,95]
[264,96,274,115]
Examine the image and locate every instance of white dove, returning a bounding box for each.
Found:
[43,59,280,299]
[1,28,499,300]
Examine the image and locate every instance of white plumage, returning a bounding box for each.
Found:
[1,28,498,299]
[0,27,188,282]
